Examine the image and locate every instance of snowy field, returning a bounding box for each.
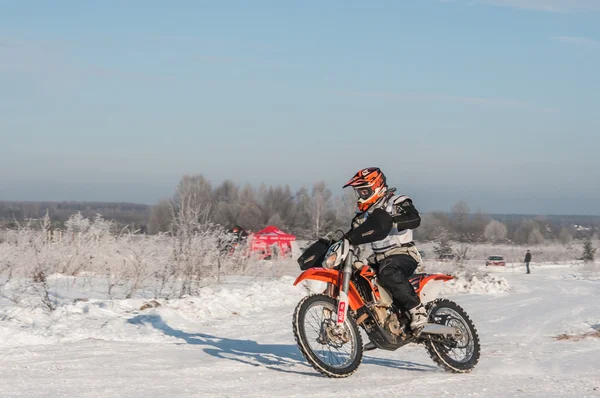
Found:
[0,262,599,397]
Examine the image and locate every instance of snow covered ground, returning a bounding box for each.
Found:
[0,264,599,397]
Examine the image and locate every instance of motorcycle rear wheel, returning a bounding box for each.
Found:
[424,298,481,373]
[293,294,363,378]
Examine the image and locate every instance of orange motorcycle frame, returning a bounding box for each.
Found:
[294,268,366,311]
[295,266,454,310]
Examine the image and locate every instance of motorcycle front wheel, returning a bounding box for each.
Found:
[292,294,363,378]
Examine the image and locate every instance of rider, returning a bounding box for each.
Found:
[343,167,428,332]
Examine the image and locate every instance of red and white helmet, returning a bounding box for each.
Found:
[343,167,388,212]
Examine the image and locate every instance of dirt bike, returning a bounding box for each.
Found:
[292,209,480,378]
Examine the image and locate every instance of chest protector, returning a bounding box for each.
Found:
[355,194,414,254]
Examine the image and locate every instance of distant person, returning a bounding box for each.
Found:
[524,250,532,274]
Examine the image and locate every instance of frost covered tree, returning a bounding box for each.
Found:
[484,220,507,243]
[173,174,213,228]
[311,181,333,239]
[292,187,312,237]
[65,212,90,235]
[450,201,470,240]
[213,180,239,204]
[449,201,488,242]
[528,228,545,245]
[415,214,441,241]
[513,220,529,244]
[558,227,573,246]
[332,189,356,232]
[164,175,221,296]
[277,185,297,228]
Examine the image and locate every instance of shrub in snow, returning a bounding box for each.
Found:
[433,237,453,258]
[581,240,596,263]
[454,244,470,265]
[0,211,242,309]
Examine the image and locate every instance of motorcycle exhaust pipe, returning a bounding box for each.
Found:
[421,323,459,336]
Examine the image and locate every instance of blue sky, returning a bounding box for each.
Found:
[0,0,598,214]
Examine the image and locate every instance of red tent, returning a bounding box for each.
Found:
[250,226,296,259]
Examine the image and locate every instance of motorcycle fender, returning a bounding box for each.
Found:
[294,268,365,311]
[418,275,453,304]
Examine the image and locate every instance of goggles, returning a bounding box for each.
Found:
[354,186,373,200]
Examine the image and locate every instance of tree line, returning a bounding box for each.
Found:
[418,200,598,245]
[148,175,599,244]
[147,175,357,239]
[2,175,598,244]
[0,201,149,230]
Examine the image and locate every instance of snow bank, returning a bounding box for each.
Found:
[441,272,511,295]
[0,252,514,351]
[549,263,600,281]
[421,261,511,295]
[150,276,308,322]
[0,277,310,349]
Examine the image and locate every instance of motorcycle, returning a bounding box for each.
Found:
[292,209,480,378]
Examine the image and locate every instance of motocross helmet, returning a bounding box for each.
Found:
[343,167,388,212]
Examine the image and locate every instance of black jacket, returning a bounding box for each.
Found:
[350,194,421,231]
[524,252,532,263]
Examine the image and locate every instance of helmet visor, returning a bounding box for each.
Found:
[354,186,373,200]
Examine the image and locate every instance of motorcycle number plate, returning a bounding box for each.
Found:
[337,302,346,323]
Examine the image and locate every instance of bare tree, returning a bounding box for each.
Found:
[213,180,239,203]
[333,189,356,231]
[212,180,241,228]
[469,211,490,242]
[528,228,545,245]
[451,200,470,221]
[148,199,173,234]
[415,214,442,241]
[258,185,296,230]
[450,200,471,241]
[514,219,541,244]
[267,213,285,229]
[236,184,262,230]
[311,181,333,239]
[173,175,213,228]
[292,187,312,237]
[160,175,220,297]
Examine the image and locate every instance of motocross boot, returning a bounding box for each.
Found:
[408,303,428,332]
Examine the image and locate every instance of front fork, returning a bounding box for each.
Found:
[336,248,354,327]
